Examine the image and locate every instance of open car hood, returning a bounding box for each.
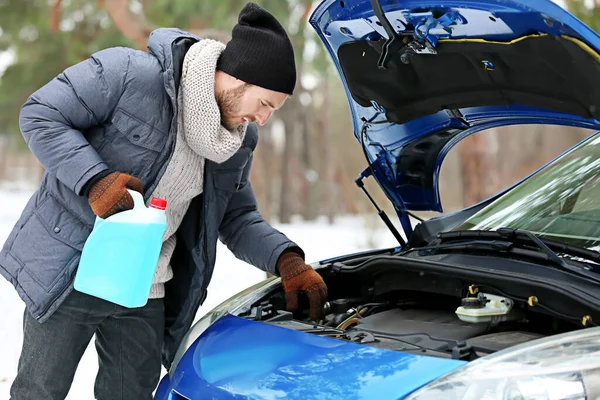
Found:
[309,0,600,237]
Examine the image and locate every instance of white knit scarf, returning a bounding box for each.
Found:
[147,39,247,299]
[179,39,247,161]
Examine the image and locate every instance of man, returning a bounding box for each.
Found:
[0,3,328,399]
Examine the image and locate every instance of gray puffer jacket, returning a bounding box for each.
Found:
[0,28,301,368]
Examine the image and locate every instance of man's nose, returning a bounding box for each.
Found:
[255,110,272,126]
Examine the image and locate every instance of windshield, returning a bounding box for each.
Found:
[454,133,600,250]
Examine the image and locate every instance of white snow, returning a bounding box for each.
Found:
[0,187,402,399]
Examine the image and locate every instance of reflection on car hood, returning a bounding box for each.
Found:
[161,314,466,399]
[309,0,600,229]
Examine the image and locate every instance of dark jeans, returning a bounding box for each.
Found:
[9,290,164,400]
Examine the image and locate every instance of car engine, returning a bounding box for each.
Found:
[239,293,546,361]
[236,256,591,362]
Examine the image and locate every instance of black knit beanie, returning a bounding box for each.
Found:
[217,2,296,95]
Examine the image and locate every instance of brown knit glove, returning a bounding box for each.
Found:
[277,251,328,321]
[88,171,143,219]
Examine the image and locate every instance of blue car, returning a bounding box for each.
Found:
[156,0,600,398]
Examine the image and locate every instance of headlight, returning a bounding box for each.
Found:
[405,327,600,400]
[169,276,281,376]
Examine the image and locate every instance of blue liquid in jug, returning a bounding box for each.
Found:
[75,221,165,308]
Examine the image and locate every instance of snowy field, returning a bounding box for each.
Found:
[0,185,402,399]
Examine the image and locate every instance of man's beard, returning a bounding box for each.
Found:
[215,83,250,131]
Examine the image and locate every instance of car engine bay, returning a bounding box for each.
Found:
[240,292,548,361]
[237,256,596,362]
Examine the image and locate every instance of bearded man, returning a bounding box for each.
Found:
[1,3,328,399]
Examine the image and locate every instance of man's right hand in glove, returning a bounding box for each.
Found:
[86,171,143,219]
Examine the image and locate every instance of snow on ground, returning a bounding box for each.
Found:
[0,187,402,399]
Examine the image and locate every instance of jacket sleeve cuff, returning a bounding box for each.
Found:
[272,245,306,276]
[79,168,113,197]
[74,162,109,196]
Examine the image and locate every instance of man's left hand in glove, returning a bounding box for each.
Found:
[276,251,328,321]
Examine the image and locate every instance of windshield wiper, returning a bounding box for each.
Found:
[502,228,570,267]
[441,228,600,265]
[402,228,600,283]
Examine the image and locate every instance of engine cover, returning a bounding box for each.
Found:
[355,308,490,351]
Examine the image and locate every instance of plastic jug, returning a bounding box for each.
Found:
[75,189,167,308]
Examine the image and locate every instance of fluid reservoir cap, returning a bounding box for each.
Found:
[461,296,486,309]
[331,299,351,314]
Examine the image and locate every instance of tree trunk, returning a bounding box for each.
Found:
[336,162,359,214]
[103,0,154,49]
[277,0,312,224]
[279,97,298,224]
[250,131,274,223]
[301,103,318,220]
[50,0,63,33]
[0,136,7,182]
[458,129,500,207]
[322,73,336,224]
[262,136,275,222]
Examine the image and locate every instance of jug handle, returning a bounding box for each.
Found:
[92,189,145,225]
[127,189,145,209]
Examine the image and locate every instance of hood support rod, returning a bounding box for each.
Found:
[355,174,407,247]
